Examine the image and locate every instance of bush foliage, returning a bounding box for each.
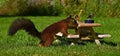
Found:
[0,0,62,16]
[0,0,120,17]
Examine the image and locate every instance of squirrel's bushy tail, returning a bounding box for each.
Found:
[8,18,40,38]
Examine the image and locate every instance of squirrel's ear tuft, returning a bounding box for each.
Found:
[67,15,72,19]
[69,15,72,18]
[74,15,78,18]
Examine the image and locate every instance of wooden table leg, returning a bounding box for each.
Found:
[89,27,101,45]
[78,27,101,45]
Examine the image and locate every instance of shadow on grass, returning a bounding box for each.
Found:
[80,40,117,46]
[52,40,87,47]
[52,40,117,47]
[100,40,117,46]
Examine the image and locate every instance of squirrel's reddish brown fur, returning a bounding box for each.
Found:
[8,15,78,47]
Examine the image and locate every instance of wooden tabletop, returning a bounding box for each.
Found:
[78,23,101,27]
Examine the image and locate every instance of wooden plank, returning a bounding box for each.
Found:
[81,37,91,40]
[78,23,101,27]
[67,34,79,38]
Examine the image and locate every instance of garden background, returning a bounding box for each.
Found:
[0,0,120,17]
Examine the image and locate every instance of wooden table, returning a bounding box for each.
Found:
[77,23,101,45]
[56,22,102,45]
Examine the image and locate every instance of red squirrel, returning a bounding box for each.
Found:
[8,15,78,47]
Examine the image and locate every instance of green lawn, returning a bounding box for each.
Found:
[0,16,120,56]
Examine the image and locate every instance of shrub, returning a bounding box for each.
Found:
[0,0,119,17]
[63,0,120,17]
[0,0,63,16]
[0,0,19,16]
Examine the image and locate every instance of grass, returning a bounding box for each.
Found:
[0,16,120,56]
